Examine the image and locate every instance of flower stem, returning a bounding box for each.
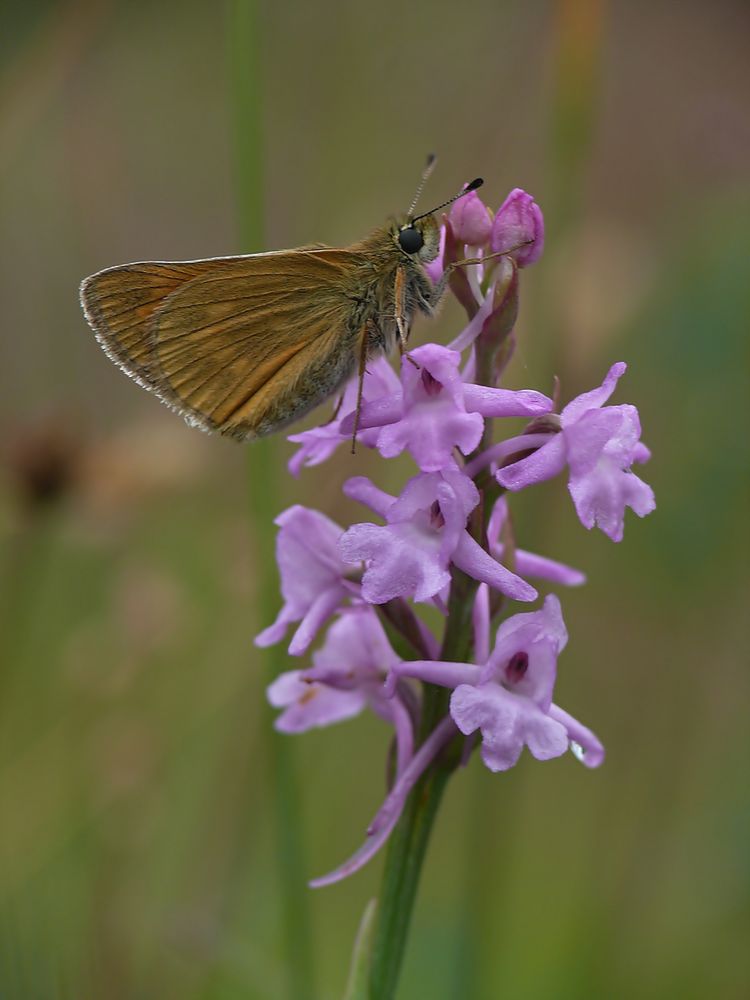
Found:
[368,567,477,998]
[367,753,451,999]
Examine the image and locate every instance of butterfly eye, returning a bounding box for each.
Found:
[398,226,424,254]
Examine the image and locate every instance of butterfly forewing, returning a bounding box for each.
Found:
[80,259,246,385]
[81,250,366,439]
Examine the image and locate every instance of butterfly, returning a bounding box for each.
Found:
[80,159,486,444]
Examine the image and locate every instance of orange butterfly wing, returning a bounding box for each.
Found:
[81,250,366,439]
[80,259,240,385]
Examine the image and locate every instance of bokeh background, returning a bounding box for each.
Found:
[2,1,749,997]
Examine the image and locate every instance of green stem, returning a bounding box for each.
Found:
[367,758,451,1000]
[368,565,478,999]
[227,3,314,998]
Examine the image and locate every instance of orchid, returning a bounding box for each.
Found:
[253,185,655,994]
[385,595,604,773]
[493,362,656,541]
[340,468,537,604]
[254,505,354,656]
[268,606,415,776]
[340,343,552,472]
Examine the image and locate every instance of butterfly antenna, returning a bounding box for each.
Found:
[412,177,483,223]
[406,153,438,220]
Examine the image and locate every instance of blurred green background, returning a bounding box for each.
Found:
[1,1,749,997]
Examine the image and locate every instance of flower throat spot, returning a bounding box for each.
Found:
[429,501,446,530]
[420,368,443,396]
[505,651,529,684]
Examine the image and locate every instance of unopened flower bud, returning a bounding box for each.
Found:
[491,188,545,267]
[448,189,492,246]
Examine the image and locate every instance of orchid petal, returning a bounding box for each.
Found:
[548,704,605,767]
[344,476,396,519]
[496,434,567,491]
[340,394,403,434]
[288,584,347,656]
[453,531,537,602]
[463,385,553,418]
[310,716,456,887]
[513,549,586,587]
[561,362,627,424]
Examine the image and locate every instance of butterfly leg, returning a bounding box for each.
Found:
[394,265,409,352]
[394,267,420,370]
[322,392,345,426]
[350,324,370,454]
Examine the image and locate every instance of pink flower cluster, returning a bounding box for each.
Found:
[257,187,655,887]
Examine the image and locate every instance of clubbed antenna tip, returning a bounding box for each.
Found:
[412,176,484,223]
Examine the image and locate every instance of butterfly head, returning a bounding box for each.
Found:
[395,214,441,262]
[395,174,483,263]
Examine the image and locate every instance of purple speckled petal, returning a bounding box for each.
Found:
[268,671,367,733]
